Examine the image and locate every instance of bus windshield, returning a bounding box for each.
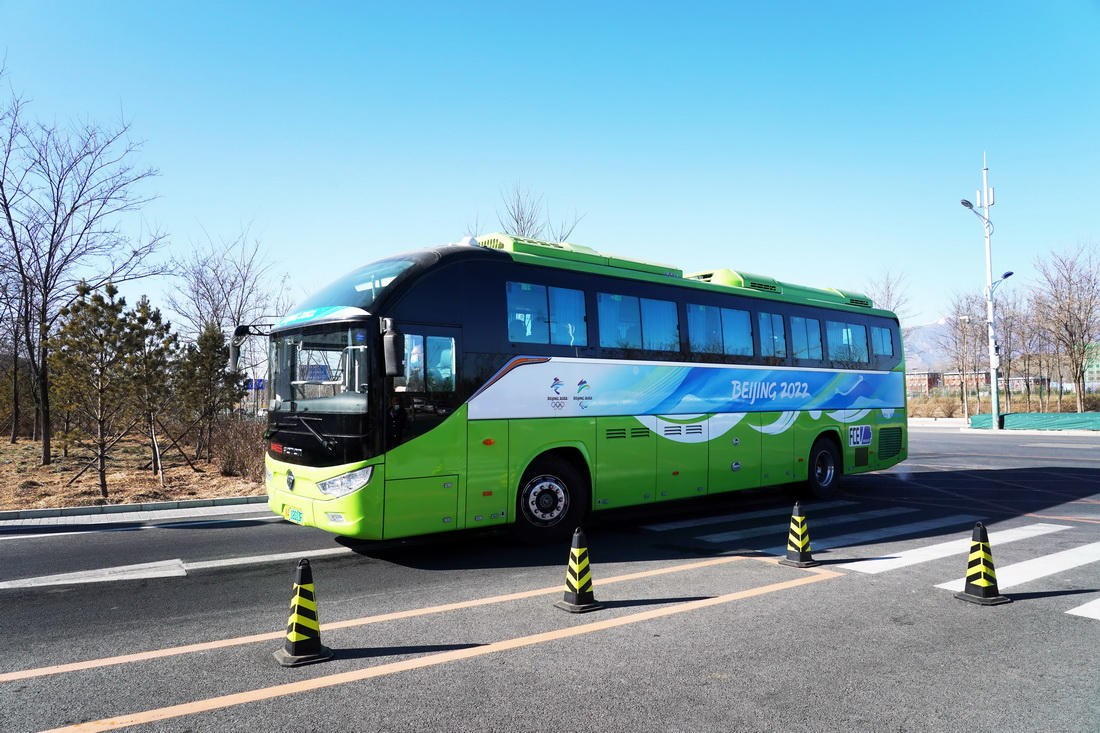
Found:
[287,257,416,314]
[268,325,372,413]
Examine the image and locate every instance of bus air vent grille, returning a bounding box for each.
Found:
[747,280,779,293]
[631,427,651,438]
[848,297,872,307]
[878,427,903,460]
[605,428,627,439]
[663,425,682,436]
[685,424,704,435]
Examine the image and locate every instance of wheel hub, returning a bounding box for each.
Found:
[523,476,568,525]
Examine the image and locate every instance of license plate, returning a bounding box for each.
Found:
[284,506,304,524]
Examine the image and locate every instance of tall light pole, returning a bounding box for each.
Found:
[960,154,1012,430]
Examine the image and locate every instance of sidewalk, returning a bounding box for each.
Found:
[0,496,270,530]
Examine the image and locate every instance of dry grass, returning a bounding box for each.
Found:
[0,436,263,511]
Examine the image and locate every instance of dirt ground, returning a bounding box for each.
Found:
[0,437,263,511]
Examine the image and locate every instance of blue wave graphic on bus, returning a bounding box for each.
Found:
[467,358,904,420]
[609,366,902,414]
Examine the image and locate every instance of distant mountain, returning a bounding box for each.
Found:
[902,319,951,371]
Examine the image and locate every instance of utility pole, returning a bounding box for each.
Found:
[961,155,1011,430]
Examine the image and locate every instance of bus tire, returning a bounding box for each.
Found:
[514,457,588,544]
[805,436,842,499]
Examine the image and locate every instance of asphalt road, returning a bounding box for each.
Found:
[1,425,1098,732]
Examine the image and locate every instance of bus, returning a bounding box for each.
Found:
[254,233,906,543]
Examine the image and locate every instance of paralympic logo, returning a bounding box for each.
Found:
[577,379,590,393]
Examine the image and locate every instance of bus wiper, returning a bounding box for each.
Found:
[295,415,336,453]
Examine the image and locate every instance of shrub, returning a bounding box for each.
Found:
[212,416,266,481]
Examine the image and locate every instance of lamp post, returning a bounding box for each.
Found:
[960,155,1012,429]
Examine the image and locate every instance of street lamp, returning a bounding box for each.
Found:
[959,155,1010,430]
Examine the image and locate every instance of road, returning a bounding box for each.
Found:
[1,425,1098,732]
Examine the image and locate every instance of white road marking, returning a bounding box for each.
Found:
[698,506,916,544]
[1020,443,1100,450]
[937,541,1100,592]
[758,514,981,556]
[1065,596,1100,620]
[642,500,856,532]
[0,547,354,589]
[838,523,1071,574]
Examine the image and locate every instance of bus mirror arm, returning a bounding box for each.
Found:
[382,318,404,377]
[228,323,271,373]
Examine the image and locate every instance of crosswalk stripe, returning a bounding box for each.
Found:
[838,523,1071,574]
[698,506,916,544]
[641,500,856,532]
[1065,596,1100,620]
[936,541,1100,592]
[757,514,980,556]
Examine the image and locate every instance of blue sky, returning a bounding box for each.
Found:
[2,1,1097,325]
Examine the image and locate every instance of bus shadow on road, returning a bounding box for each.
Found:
[335,465,1098,571]
[329,643,485,661]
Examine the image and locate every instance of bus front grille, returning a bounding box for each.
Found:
[878,427,903,460]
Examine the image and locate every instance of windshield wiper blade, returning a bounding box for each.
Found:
[296,415,336,453]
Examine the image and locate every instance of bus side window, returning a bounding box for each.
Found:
[598,293,642,349]
[549,287,587,347]
[758,312,786,359]
[640,298,679,351]
[871,326,893,357]
[721,308,753,356]
[687,304,722,354]
[506,281,549,343]
[826,321,869,364]
[399,334,425,391]
[790,316,823,360]
[426,336,455,392]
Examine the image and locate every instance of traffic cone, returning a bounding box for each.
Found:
[554,527,603,613]
[273,559,334,667]
[778,501,820,568]
[955,522,1011,606]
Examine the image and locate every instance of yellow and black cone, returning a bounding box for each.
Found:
[955,522,1011,606]
[554,527,603,613]
[273,559,333,667]
[778,501,820,568]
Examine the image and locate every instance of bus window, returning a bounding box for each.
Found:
[506,282,549,343]
[398,334,425,391]
[721,308,753,356]
[790,316,823,360]
[426,336,455,392]
[758,312,787,359]
[687,304,722,354]
[598,293,642,349]
[640,298,679,351]
[871,326,893,357]
[826,321,869,363]
[549,287,587,347]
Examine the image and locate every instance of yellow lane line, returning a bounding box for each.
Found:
[1,554,754,683]
[43,566,839,733]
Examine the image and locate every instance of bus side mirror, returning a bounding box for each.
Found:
[229,324,250,372]
[382,319,404,377]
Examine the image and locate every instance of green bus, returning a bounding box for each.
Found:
[256,233,907,542]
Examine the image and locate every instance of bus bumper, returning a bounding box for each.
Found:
[265,455,385,540]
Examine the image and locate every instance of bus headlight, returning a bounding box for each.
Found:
[316,465,374,498]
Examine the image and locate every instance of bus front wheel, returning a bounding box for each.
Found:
[514,457,587,543]
[805,437,842,499]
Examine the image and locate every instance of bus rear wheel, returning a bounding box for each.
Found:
[805,437,842,499]
[514,457,587,543]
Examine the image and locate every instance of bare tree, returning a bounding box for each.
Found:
[496,183,586,243]
[994,291,1024,412]
[0,84,165,465]
[938,292,984,418]
[1034,244,1100,412]
[863,270,914,341]
[165,227,288,382]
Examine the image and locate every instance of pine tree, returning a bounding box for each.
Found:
[178,322,245,460]
[50,282,137,498]
[128,296,179,485]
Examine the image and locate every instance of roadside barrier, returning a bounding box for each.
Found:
[778,501,819,568]
[554,527,603,613]
[954,522,1011,606]
[274,558,334,666]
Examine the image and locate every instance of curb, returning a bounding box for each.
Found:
[0,495,268,521]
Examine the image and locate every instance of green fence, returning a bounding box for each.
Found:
[969,413,1100,430]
